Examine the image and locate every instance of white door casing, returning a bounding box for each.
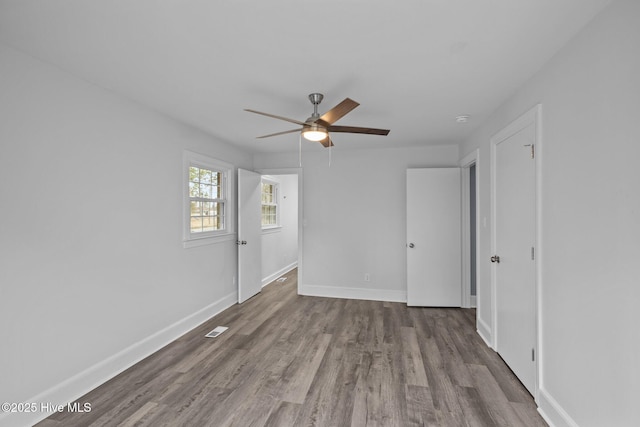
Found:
[238,168,262,303]
[407,168,462,307]
[491,105,540,396]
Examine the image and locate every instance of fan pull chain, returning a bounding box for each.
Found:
[298,133,302,167]
[328,140,332,167]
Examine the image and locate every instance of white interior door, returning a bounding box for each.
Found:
[407,168,461,307]
[492,111,537,395]
[238,168,262,303]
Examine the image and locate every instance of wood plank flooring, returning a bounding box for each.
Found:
[38,270,547,426]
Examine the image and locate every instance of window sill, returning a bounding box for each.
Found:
[183,233,236,248]
[261,226,282,235]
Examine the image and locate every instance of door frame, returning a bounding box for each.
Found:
[460,149,480,309]
[490,104,542,399]
[256,167,303,295]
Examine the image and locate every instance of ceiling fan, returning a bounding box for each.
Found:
[245,93,390,147]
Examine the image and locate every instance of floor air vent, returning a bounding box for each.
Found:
[205,326,228,338]
[276,277,287,282]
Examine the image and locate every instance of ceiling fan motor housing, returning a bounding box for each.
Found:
[308,93,324,105]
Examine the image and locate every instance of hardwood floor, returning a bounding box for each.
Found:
[38,270,547,426]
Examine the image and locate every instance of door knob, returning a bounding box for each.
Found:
[491,255,500,263]
[236,240,248,245]
[408,243,415,248]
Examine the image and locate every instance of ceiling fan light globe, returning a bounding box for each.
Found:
[302,130,328,141]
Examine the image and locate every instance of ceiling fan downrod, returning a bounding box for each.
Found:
[308,93,323,119]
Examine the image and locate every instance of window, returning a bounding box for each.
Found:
[261,178,279,228]
[183,151,234,247]
[189,166,224,233]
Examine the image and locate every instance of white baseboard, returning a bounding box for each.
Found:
[0,292,238,427]
[537,387,580,427]
[262,261,298,287]
[476,317,493,348]
[470,295,477,307]
[301,283,407,303]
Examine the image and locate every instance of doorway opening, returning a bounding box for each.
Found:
[461,150,479,309]
[257,168,302,295]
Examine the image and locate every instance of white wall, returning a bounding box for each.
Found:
[460,0,640,425]
[255,145,459,302]
[0,45,252,427]
[261,174,298,285]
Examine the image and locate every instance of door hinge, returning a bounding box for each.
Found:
[532,348,535,361]
[525,143,535,159]
[531,247,535,260]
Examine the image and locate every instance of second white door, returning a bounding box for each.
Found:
[492,108,538,395]
[407,168,461,307]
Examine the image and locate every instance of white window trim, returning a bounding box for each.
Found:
[262,226,282,235]
[261,176,280,230]
[183,150,235,248]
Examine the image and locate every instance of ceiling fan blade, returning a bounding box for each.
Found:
[244,109,307,126]
[256,128,303,139]
[319,136,334,148]
[328,125,390,136]
[319,98,360,125]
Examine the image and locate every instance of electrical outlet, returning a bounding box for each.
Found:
[364,273,370,282]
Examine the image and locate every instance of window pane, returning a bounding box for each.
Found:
[261,183,273,204]
[191,202,224,233]
[201,202,211,216]
[200,169,212,184]
[200,183,212,198]
[190,201,201,216]
[189,166,199,183]
[262,205,276,225]
[190,166,221,201]
[190,216,203,233]
[189,182,199,198]
[202,216,216,232]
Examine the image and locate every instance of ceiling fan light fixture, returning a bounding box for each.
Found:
[246,93,389,147]
[302,124,328,141]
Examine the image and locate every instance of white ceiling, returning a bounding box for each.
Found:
[0,0,612,153]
